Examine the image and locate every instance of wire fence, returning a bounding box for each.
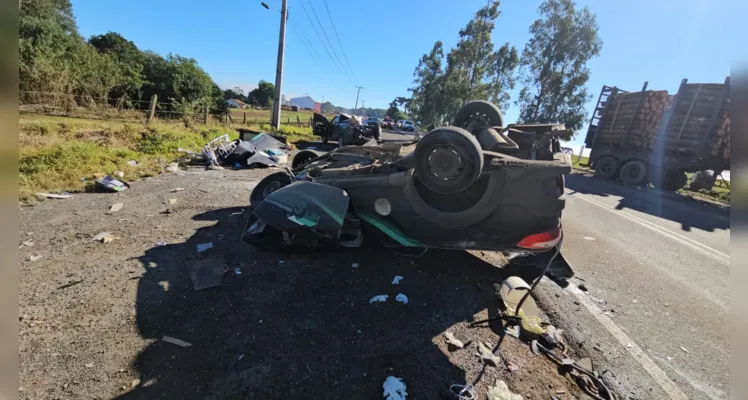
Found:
[18,91,319,128]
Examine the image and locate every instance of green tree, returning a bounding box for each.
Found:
[408,41,445,127]
[248,80,275,108]
[516,0,602,132]
[487,43,519,111]
[89,32,144,106]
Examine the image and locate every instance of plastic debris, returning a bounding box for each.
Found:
[369,295,388,303]
[444,331,471,349]
[542,325,564,347]
[21,240,34,247]
[161,335,192,347]
[352,263,360,269]
[166,163,181,173]
[680,346,690,353]
[95,176,128,192]
[168,198,177,205]
[92,232,117,244]
[131,379,141,388]
[196,243,214,253]
[395,293,409,304]
[447,384,477,400]
[127,160,139,167]
[476,342,501,366]
[114,171,125,178]
[156,242,167,246]
[486,380,523,400]
[583,236,596,241]
[171,188,185,193]
[505,325,520,338]
[392,275,403,285]
[234,267,242,275]
[506,361,519,372]
[36,192,72,199]
[382,376,407,400]
[107,203,124,214]
[28,254,43,262]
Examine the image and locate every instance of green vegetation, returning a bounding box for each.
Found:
[402,0,601,133]
[18,115,315,201]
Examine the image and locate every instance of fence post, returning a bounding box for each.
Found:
[146,94,157,123]
[297,115,301,126]
[243,112,246,124]
[225,111,229,124]
[203,105,209,124]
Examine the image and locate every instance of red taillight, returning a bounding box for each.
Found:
[517,226,562,250]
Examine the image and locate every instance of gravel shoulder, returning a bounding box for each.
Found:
[20,167,588,399]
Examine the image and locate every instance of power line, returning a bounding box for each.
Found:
[322,0,355,79]
[288,20,323,67]
[304,0,350,79]
[297,0,347,76]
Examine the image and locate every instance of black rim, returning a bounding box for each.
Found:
[427,144,465,181]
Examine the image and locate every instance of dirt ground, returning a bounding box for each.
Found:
[19,167,589,399]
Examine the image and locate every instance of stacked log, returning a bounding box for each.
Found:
[711,105,730,159]
[665,83,728,157]
[596,90,670,150]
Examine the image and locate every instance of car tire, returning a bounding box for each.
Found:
[652,169,687,191]
[619,160,648,186]
[593,156,619,180]
[453,100,504,133]
[250,172,293,208]
[414,127,483,194]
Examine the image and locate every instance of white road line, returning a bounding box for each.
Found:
[566,282,689,400]
[566,190,730,264]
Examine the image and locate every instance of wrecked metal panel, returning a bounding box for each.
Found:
[253,181,349,241]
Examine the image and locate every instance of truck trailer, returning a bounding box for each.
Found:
[583,77,730,191]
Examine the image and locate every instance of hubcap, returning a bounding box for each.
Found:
[427,145,464,181]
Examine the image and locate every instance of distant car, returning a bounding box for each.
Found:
[312,113,379,145]
[401,120,415,132]
[395,120,404,130]
[381,117,394,129]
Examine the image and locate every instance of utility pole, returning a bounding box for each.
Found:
[353,86,363,116]
[270,0,288,130]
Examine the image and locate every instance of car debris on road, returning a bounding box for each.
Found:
[369,295,388,303]
[444,331,471,349]
[382,376,407,400]
[95,175,128,192]
[202,132,290,169]
[161,335,192,348]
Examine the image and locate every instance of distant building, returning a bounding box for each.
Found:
[289,96,319,110]
[226,99,248,109]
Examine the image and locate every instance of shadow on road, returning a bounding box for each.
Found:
[116,207,543,399]
[565,173,730,232]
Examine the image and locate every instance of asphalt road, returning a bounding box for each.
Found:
[539,173,730,400]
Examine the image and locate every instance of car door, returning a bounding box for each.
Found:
[313,113,332,137]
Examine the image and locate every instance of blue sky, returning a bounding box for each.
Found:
[71,0,738,149]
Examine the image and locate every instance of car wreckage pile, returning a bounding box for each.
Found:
[200,130,291,169]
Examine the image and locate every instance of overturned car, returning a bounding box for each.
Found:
[246,101,571,262]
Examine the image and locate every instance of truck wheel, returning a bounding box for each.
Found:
[619,160,648,186]
[414,127,483,194]
[453,101,504,133]
[593,157,619,179]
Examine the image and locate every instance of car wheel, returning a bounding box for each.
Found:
[414,127,483,194]
[250,172,292,208]
[291,150,320,170]
[593,156,619,179]
[453,100,504,133]
[619,160,648,186]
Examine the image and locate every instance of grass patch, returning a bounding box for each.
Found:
[19,114,316,201]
